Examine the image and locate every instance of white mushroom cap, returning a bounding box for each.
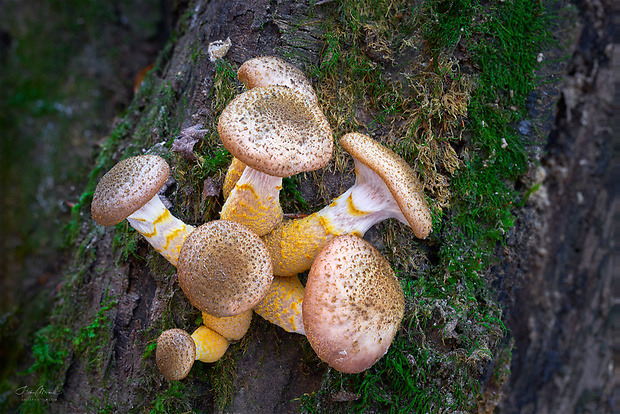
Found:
[177,220,274,317]
[238,56,318,103]
[91,155,169,226]
[156,328,196,381]
[217,85,333,178]
[303,235,405,374]
[340,132,432,239]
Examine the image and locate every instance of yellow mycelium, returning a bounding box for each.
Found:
[220,166,284,237]
[126,195,195,266]
[191,325,230,363]
[254,275,305,335]
[202,310,253,341]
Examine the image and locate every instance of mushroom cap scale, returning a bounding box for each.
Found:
[218,86,333,178]
[339,132,432,239]
[238,56,318,103]
[156,328,196,381]
[91,155,169,226]
[303,235,405,374]
[177,220,273,317]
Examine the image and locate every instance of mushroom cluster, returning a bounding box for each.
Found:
[91,56,432,380]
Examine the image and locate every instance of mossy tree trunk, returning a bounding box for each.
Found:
[1,0,613,413]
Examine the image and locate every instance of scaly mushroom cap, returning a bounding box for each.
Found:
[339,132,432,239]
[303,235,405,374]
[156,328,196,381]
[91,155,169,226]
[217,85,333,178]
[238,56,318,103]
[177,220,273,317]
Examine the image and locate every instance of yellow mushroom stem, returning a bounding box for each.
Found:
[126,195,194,266]
[202,310,253,341]
[220,166,283,236]
[262,214,332,277]
[222,157,246,200]
[263,157,428,277]
[254,275,305,335]
[191,325,230,363]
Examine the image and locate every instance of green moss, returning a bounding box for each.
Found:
[72,294,118,373]
[295,0,556,412]
[148,381,189,414]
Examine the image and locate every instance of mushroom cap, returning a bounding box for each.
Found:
[217,85,333,177]
[238,56,318,103]
[91,155,169,226]
[339,132,432,239]
[177,220,274,317]
[156,328,196,381]
[303,235,405,374]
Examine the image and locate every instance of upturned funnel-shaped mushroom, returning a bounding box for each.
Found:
[263,132,432,276]
[177,220,273,317]
[91,155,193,266]
[218,85,333,236]
[303,235,405,374]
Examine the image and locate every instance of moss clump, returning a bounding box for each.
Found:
[292,0,555,412]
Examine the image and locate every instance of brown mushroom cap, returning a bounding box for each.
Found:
[303,235,405,374]
[238,56,318,103]
[91,155,169,226]
[177,220,274,317]
[217,85,333,178]
[156,328,196,381]
[339,132,432,239]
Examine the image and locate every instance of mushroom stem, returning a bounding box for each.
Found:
[254,275,305,335]
[220,166,283,236]
[262,215,331,277]
[202,310,253,341]
[191,325,230,363]
[316,159,408,235]
[263,133,432,277]
[222,157,246,201]
[125,195,195,266]
[263,163,406,276]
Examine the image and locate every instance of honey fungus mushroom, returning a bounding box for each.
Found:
[263,132,432,276]
[303,235,405,374]
[177,220,273,317]
[237,55,318,103]
[220,55,321,205]
[156,327,229,381]
[218,85,333,236]
[91,155,193,266]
